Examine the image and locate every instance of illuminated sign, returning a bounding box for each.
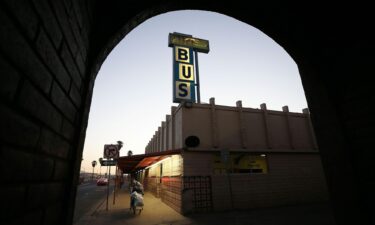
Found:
[175,46,191,63]
[169,33,210,53]
[178,63,194,81]
[169,32,209,104]
[173,46,195,103]
[213,153,268,174]
[175,81,192,100]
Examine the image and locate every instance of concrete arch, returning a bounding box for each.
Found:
[0,1,374,225]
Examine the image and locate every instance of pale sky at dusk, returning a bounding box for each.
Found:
[80,10,307,173]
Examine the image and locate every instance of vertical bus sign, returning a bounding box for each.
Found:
[169,32,209,104]
[173,46,196,103]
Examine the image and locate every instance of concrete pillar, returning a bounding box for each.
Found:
[161,122,166,151]
[157,128,161,152]
[282,105,295,149]
[302,108,310,114]
[236,100,247,148]
[210,98,219,148]
[260,103,272,149]
[166,115,170,150]
[303,108,318,150]
[153,134,156,152]
[171,106,177,150]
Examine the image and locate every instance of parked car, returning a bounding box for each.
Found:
[97,178,108,186]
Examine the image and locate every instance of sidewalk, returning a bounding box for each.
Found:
[75,188,336,225]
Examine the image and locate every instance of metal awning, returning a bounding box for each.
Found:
[117,149,182,174]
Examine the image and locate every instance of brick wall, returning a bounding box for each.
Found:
[0,1,94,224]
[161,177,183,213]
[144,177,159,197]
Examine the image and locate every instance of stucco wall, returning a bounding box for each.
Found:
[183,152,329,211]
[147,99,317,153]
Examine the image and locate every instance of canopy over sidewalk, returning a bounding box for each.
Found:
[117,149,182,173]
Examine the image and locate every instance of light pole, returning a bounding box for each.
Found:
[91,160,97,181]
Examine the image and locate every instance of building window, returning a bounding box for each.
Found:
[213,153,268,174]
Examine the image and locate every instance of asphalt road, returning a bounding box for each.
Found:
[73,181,114,224]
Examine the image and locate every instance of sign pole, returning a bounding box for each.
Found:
[113,165,117,205]
[106,164,109,211]
[103,143,120,211]
[194,51,201,103]
[108,165,111,205]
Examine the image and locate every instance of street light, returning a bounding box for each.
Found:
[91,160,97,181]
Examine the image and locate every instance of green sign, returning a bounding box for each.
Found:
[169,33,209,53]
[99,159,117,166]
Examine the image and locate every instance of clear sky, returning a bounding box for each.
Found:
[80,10,307,173]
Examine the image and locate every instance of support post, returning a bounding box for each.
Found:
[194,51,201,103]
[106,164,109,211]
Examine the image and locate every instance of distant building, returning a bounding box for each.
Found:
[118,98,329,214]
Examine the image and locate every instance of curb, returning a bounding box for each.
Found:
[73,197,106,225]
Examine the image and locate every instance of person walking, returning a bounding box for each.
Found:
[130,178,144,195]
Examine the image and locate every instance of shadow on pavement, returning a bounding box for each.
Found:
[75,188,336,225]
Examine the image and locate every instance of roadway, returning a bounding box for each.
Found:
[73,180,114,224]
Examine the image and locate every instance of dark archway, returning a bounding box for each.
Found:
[0,1,373,225]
